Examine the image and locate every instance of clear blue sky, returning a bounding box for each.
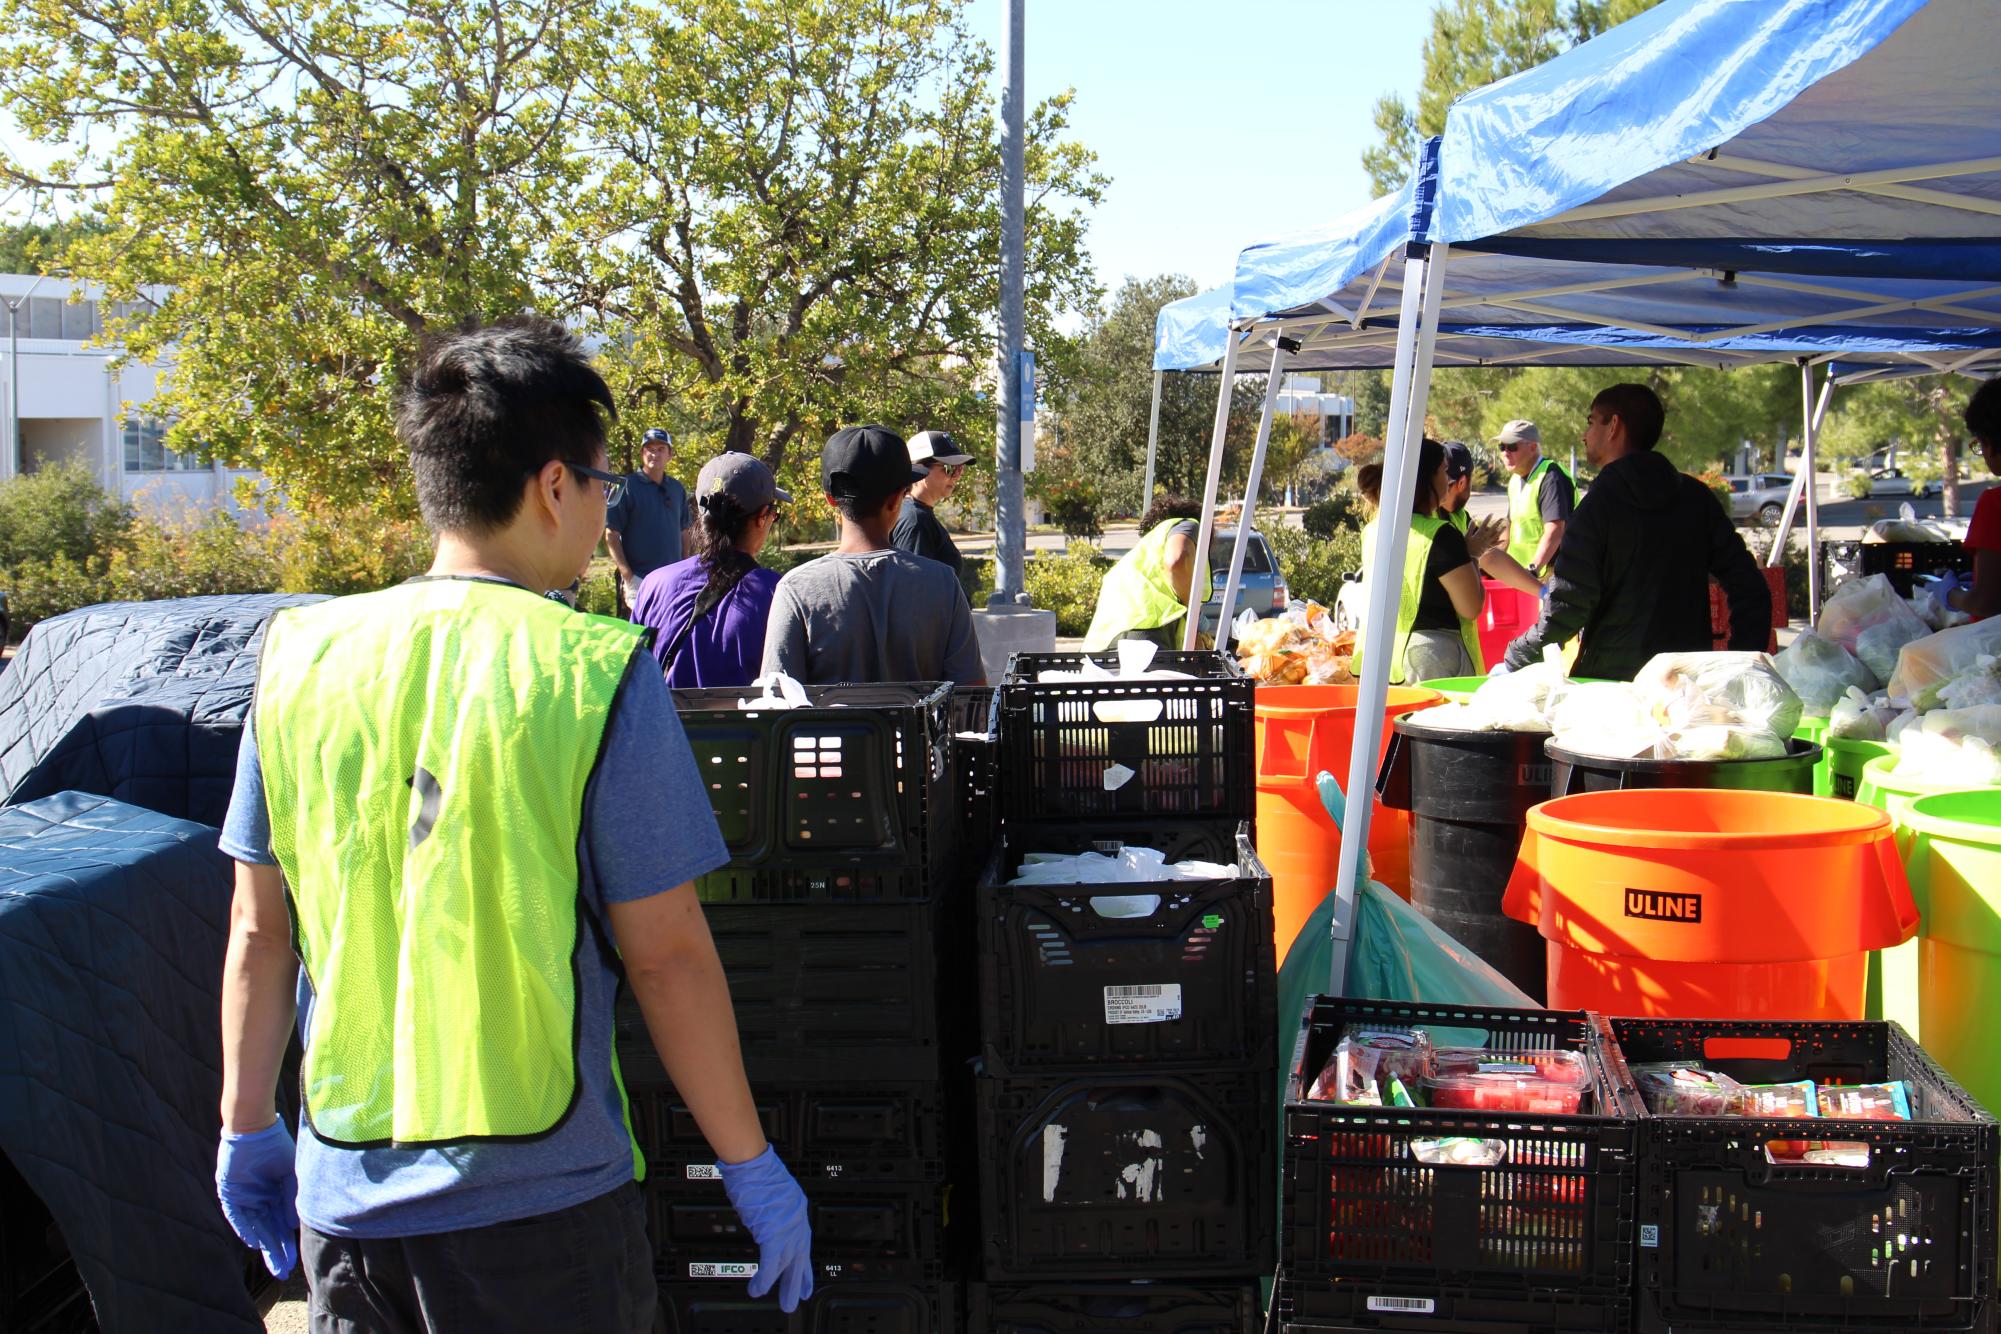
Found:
[963,0,1432,295]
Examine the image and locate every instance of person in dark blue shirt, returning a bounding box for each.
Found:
[605,427,691,609]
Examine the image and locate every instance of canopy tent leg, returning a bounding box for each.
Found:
[1326,242,1452,998]
[1800,360,1825,621]
[1768,373,1836,566]
[1215,344,1288,637]
[1184,333,1240,648]
[1141,368,1163,515]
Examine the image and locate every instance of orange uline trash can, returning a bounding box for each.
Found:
[1255,683,1441,960]
[1503,788,1915,1020]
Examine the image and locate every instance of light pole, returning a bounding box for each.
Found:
[3,273,56,481]
[989,0,1027,606]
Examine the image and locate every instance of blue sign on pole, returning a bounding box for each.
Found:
[1018,349,1035,472]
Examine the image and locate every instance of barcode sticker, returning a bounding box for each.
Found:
[1104,982,1182,1025]
[1367,1296,1436,1314]
[687,1262,758,1279]
[685,1163,720,1181]
[1640,1224,1660,1248]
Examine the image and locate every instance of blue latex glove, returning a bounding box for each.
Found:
[216,1119,299,1278]
[718,1144,813,1312]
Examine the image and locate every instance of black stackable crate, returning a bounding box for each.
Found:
[1280,997,1644,1334]
[1608,1015,1999,1334]
[0,1157,90,1334]
[615,898,970,1084]
[952,686,1000,873]
[996,651,1253,825]
[674,681,959,903]
[630,1079,961,1185]
[967,1280,1259,1332]
[650,1176,962,1285]
[974,1068,1273,1281]
[1856,539,1973,597]
[976,821,1273,1073]
[657,1279,960,1333]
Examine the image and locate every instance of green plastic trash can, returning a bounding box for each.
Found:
[1902,789,2001,1114]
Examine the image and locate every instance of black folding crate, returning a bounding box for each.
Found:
[976,821,1274,1073]
[1856,540,1972,597]
[658,1279,960,1334]
[675,681,959,903]
[997,651,1253,825]
[650,1175,962,1285]
[615,899,972,1085]
[952,686,999,874]
[975,1068,1274,1280]
[1280,997,1644,1333]
[0,1156,91,1334]
[968,1280,1259,1332]
[630,1078,964,1185]
[1608,1015,1999,1334]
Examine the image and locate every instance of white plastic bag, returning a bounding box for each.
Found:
[1888,619,2001,710]
[1938,655,2001,711]
[1549,682,1661,758]
[1633,651,1804,739]
[740,672,813,709]
[1427,646,1571,732]
[1773,630,1876,713]
[1891,705,2001,786]
[1816,574,1931,664]
[1828,686,1895,742]
[1007,845,1236,886]
[1855,618,1928,686]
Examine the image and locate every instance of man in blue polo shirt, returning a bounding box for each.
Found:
[605,427,692,609]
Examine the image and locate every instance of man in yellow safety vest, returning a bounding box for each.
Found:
[1493,419,1576,579]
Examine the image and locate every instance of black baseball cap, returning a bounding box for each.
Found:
[820,424,926,502]
[1443,441,1475,481]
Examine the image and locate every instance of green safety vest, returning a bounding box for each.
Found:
[1083,519,1213,652]
[258,578,646,1149]
[1507,456,1571,568]
[1357,514,1486,684]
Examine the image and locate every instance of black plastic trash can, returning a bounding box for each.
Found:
[1545,736,1821,796]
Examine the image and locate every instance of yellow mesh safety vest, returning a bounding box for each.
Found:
[1356,515,1486,684]
[1082,519,1214,653]
[1507,456,1571,568]
[258,579,644,1148]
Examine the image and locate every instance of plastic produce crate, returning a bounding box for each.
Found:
[650,1176,960,1284]
[1608,1016,1999,1334]
[976,821,1274,1073]
[657,1279,959,1334]
[967,1280,1258,1332]
[675,681,959,903]
[1279,997,1644,1333]
[975,1068,1273,1280]
[997,651,1253,825]
[630,1078,963,1185]
[614,899,970,1084]
[952,686,999,873]
[1857,540,1972,597]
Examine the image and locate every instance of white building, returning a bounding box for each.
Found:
[1274,375,1355,447]
[0,273,259,511]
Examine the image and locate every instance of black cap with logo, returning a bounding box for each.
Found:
[820,424,927,504]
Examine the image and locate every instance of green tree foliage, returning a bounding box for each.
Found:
[1819,376,1980,516]
[0,217,109,274]
[561,0,1104,483]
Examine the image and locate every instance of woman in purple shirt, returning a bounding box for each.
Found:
[631,452,791,686]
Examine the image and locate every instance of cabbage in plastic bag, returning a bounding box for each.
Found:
[1939,655,2001,711]
[1855,617,1927,686]
[1828,686,1896,742]
[1816,574,1932,658]
[1774,630,1876,712]
[1660,726,1789,761]
[1891,704,2001,786]
[1888,618,2001,710]
[1632,651,1803,742]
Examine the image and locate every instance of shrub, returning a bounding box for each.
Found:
[1265,523,1364,610]
[0,459,133,570]
[1023,540,1108,636]
[575,559,620,617]
[958,553,994,609]
[1037,478,1103,541]
[269,502,431,596]
[1302,490,1367,541]
[1843,470,1875,500]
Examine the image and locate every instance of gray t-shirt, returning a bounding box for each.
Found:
[762,549,985,685]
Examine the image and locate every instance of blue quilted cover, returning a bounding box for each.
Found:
[0,793,264,1332]
[0,594,325,827]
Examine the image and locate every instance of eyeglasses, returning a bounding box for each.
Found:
[929,461,964,478]
[1497,443,1523,454]
[568,463,625,507]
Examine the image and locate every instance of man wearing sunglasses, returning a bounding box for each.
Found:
[1492,419,1575,580]
[605,427,693,612]
[891,429,974,576]
[214,318,812,1329]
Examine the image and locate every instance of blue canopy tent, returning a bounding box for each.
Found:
[1159,0,2001,993]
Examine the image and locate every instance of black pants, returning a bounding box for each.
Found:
[302,1182,658,1334]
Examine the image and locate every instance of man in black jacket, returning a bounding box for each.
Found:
[1501,383,1770,681]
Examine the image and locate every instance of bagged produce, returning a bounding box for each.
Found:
[1433,1048,1590,1087]
[1817,574,1931,660]
[1774,630,1877,712]
[1306,1028,1433,1104]
[1633,651,1802,760]
[1007,845,1236,886]
[1421,647,1571,732]
[1549,681,1660,758]
[1819,1081,1914,1121]
[1828,686,1897,741]
[1891,704,2001,785]
[1888,616,2001,708]
[1938,655,2001,710]
[1630,1063,1746,1117]
[1855,617,1929,685]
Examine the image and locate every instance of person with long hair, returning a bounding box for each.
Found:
[1358,438,1500,683]
[632,452,791,687]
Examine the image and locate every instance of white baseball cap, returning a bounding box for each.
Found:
[907,430,973,467]
[1493,420,1541,447]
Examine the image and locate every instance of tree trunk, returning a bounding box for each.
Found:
[1942,432,1961,519]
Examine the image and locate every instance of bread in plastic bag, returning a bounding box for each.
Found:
[1891,704,2001,786]
[1816,574,1931,661]
[1548,681,1660,758]
[1828,686,1896,741]
[1887,617,2001,709]
[1773,630,1876,712]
